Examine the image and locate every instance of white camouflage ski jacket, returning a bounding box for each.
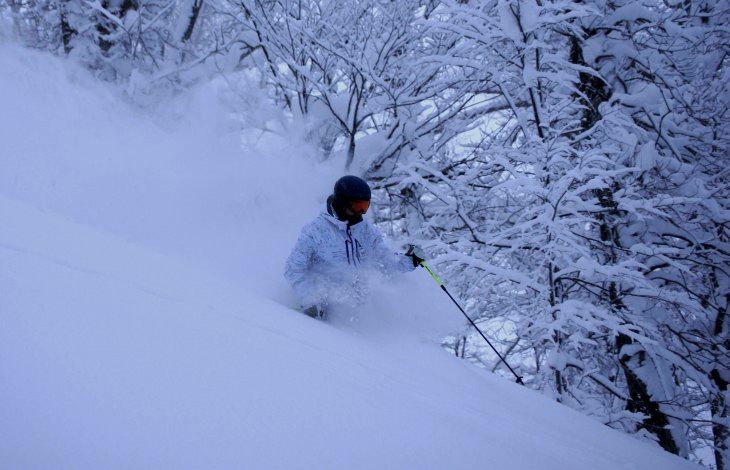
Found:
[284,210,414,307]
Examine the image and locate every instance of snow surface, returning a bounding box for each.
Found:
[0,44,700,469]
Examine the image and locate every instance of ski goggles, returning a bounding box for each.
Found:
[349,199,370,214]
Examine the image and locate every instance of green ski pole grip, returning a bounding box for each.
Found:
[420,261,443,286]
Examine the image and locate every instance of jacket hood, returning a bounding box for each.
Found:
[324,196,364,228]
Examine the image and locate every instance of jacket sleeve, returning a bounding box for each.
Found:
[369,226,415,274]
[284,224,321,307]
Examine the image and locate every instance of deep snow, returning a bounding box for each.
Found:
[0,44,700,469]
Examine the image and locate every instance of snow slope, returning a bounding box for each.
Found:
[0,44,700,469]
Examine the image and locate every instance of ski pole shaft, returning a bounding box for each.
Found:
[420,261,524,385]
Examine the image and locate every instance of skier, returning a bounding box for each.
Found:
[284,175,425,319]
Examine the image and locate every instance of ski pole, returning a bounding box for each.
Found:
[419,261,525,385]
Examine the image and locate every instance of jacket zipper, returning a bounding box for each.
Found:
[345,226,360,266]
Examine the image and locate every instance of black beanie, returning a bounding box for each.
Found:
[329,175,371,225]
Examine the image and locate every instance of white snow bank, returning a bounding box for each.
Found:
[0,196,698,470]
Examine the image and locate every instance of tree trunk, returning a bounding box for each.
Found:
[97,0,137,54]
[710,368,728,470]
[345,131,356,171]
[180,0,204,44]
[617,333,680,455]
[711,280,729,470]
[569,31,682,455]
[60,2,75,54]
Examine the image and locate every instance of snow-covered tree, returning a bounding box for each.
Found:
[225,0,467,170]
[371,0,728,466]
[1,0,217,82]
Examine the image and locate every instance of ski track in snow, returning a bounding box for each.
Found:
[0,44,702,469]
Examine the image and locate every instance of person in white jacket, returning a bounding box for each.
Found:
[284,175,425,319]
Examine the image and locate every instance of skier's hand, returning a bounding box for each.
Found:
[303,305,326,319]
[405,244,426,268]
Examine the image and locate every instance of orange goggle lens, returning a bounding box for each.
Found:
[350,200,370,214]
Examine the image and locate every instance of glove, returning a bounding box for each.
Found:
[303,305,326,320]
[405,244,426,268]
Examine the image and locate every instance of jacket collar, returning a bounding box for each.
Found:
[321,206,368,232]
[320,210,349,232]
